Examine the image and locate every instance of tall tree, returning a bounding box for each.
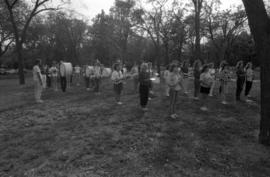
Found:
[3,0,60,85]
[241,0,270,145]
[192,0,203,61]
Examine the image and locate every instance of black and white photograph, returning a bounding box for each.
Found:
[0,0,270,176]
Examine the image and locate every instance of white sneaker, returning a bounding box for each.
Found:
[209,94,213,97]
[142,107,148,111]
[36,100,44,103]
[194,97,199,100]
[221,101,228,105]
[86,88,90,91]
[117,102,123,105]
[148,98,152,101]
[170,114,177,119]
[200,107,208,111]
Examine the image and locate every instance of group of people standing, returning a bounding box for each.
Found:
[33,58,255,119]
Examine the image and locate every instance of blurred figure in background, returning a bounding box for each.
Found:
[33,59,44,103]
[111,63,124,105]
[193,60,202,100]
[49,61,59,91]
[235,60,246,101]
[139,63,151,111]
[181,60,189,94]
[163,65,170,97]
[130,62,139,93]
[74,65,81,86]
[245,62,255,101]
[167,64,183,119]
[93,60,102,93]
[208,63,216,97]
[219,62,230,105]
[200,65,213,111]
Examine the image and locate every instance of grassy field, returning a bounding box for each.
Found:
[0,76,268,177]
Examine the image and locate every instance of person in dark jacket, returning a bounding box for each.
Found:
[139,63,151,111]
[235,60,246,101]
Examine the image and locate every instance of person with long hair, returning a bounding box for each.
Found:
[219,62,231,104]
[235,60,246,101]
[168,64,183,119]
[181,60,189,94]
[245,62,255,101]
[193,60,201,100]
[33,59,44,103]
[111,63,124,105]
[200,65,213,111]
[139,63,151,111]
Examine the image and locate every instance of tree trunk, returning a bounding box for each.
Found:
[195,7,201,60]
[242,0,270,145]
[16,42,25,85]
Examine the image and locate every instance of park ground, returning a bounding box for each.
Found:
[0,75,269,177]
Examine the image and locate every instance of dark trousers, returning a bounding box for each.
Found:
[60,76,67,92]
[94,78,101,92]
[236,78,245,100]
[139,84,149,107]
[46,75,51,88]
[194,79,200,97]
[85,77,90,88]
[245,81,253,96]
[114,83,123,102]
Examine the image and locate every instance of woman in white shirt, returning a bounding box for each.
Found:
[208,63,216,97]
[130,63,139,93]
[168,64,183,119]
[33,59,44,103]
[163,65,170,97]
[111,63,124,105]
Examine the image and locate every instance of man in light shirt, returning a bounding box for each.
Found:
[33,59,44,103]
[59,60,67,92]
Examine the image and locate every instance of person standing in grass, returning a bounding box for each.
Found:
[111,63,124,105]
[49,61,59,91]
[130,62,139,93]
[235,60,246,101]
[163,65,170,97]
[219,62,231,105]
[193,60,201,100]
[33,59,44,103]
[93,60,102,94]
[168,64,183,119]
[245,62,255,101]
[200,65,213,111]
[181,60,189,94]
[139,63,151,111]
[208,63,216,97]
[74,65,81,86]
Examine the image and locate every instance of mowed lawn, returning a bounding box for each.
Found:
[0,76,269,177]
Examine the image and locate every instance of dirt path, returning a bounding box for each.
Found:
[0,78,269,177]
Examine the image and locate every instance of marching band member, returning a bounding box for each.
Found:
[181,60,189,94]
[139,63,151,111]
[49,61,59,91]
[74,65,81,86]
[235,60,246,101]
[208,63,216,96]
[168,64,183,119]
[111,63,124,105]
[219,62,231,104]
[200,65,214,111]
[33,59,44,103]
[93,60,102,93]
[245,62,255,101]
[130,62,139,93]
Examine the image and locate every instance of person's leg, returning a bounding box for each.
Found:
[139,85,145,107]
[173,91,178,115]
[209,80,216,96]
[245,81,252,96]
[194,79,200,98]
[169,89,174,115]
